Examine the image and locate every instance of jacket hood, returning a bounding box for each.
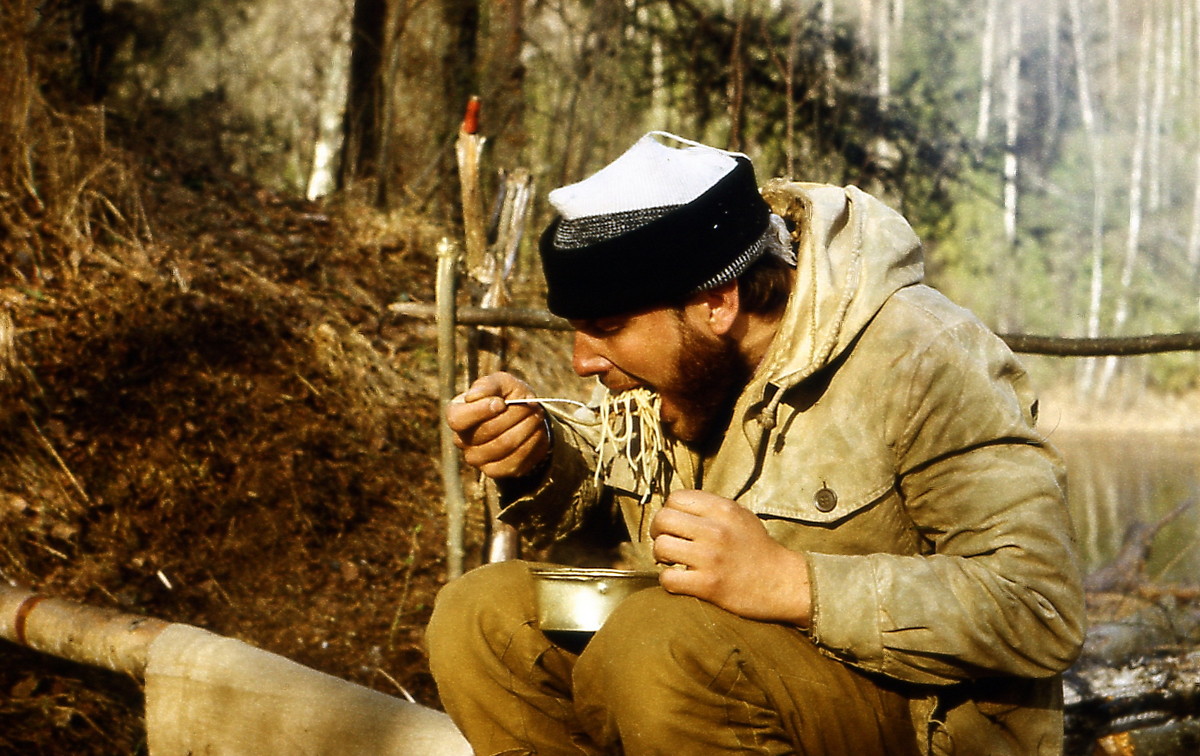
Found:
[756,181,924,400]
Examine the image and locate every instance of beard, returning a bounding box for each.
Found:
[663,318,753,449]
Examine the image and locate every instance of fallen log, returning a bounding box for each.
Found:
[1065,649,1200,754]
[1,582,471,756]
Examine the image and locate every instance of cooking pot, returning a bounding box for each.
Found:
[531,567,660,634]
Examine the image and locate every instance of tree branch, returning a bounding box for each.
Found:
[389,302,1200,356]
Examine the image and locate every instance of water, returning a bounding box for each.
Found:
[1050,431,1200,585]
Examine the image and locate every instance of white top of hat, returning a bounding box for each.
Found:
[548,132,745,220]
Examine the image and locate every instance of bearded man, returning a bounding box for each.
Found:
[426,132,1085,756]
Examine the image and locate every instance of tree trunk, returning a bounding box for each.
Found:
[1098,13,1153,396]
[726,1,749,151]
[976,0,999,142]
[1147,5,1168,213]
[1068,0,1108,395]
[340,0,386,192]
[821,0,835,102]
[307,16,353,200]
[339,0,387,192]
[1002,1,1021,249]
[876,0,892,108]
[1045,0,1062,149]
[1189,150,1200,272]
[1000,1,1022,332]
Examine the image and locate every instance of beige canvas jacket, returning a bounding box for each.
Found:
[502,181,1087,755]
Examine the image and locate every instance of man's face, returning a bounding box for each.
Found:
[570,306,750,446]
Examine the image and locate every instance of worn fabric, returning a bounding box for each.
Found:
[428,560,921,756]
[144,623,471,756]
[467,181,1086,755]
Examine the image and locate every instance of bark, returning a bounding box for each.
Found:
[821,0,835,98]
[726,1,749,151]
[389,302,1200,357]
[435,240,467,580]
[784,3,800,177]
[1068,0,1108,394]
[976,0,999,142]
[1147,5,1168,213]
[998,331,1200,356]
[1189,150,1200,270]
[306,15,352,200]
[876,0,891,108]
[1,583,168,677]
[999,2,1022,332]
[1002,1,1022,250]
[339,0,387,189]
[1045,0,1062,148]
[1098,13,1153,395]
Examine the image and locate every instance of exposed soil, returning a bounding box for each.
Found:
[0,101,578,752]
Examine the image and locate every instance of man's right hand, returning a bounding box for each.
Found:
[446,372,551,479]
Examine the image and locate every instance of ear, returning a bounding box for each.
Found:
[686,279,740,337]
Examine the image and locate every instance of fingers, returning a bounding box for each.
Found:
[445,372,549,478]
[460,409,546,472]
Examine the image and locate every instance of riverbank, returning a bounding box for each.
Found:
[1037,384,1200,436]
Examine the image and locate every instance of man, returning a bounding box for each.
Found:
[426,132,1085,755]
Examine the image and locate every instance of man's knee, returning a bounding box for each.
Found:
[577,588,723,690]
[427,560,534,662]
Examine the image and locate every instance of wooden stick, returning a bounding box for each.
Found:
[391,302,1200,357]
[436,240,467,580]
[998,331,1200,356]
[455,96,487,279]
[389,302,571,331]
[1,582,168,677]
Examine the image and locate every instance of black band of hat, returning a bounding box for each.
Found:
[539,157,770,320]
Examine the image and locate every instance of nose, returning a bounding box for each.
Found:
[572,331,611,377]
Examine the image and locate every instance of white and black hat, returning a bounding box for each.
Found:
[539,132,779,320]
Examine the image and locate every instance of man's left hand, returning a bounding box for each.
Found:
[650,490,812,627]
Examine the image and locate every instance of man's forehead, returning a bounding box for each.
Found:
[569,308,670,334]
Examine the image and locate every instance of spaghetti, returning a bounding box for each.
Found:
[508,389,666,495]
[593,387,664,495]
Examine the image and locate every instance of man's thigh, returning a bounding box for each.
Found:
[574,587,920,755]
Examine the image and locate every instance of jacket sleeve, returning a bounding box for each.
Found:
[494,414,607,549]
[806,319,1087,686]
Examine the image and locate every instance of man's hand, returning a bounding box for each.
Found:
[650,490,813,627]
[446,372,550,479]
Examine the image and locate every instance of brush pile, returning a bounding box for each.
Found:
[0,4,489,751]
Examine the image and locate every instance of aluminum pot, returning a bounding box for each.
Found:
[531,567,660,633]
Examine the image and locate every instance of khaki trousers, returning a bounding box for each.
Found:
[426,560,920,756]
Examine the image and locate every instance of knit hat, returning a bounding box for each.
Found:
[539,132,785,320]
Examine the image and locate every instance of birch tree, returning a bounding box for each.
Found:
[876,0,892,108]
[1068,0,1109,394]
[1146,6,1167,213]
[1002,1,1021,251]
[977,0,999,142]
[1098,13,1153,395]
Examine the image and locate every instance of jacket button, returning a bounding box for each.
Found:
[814,487,838,512]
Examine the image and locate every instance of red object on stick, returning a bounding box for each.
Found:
[462,96,481,135]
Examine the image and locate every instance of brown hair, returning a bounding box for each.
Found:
[735,252,795,315]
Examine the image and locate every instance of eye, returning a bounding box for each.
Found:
[575,317,627,337]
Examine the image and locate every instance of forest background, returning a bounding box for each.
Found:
[3,0,1200,753]
[8,0,1200,394]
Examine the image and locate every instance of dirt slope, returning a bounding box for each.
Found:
[0,109,487,752]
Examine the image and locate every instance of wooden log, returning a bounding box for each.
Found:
[435,239,468,580]
[388,302,571,331]
[995,332,1200,356]
[1066,650,1200,724]
[1,582,168,677]
[389,303,1200,357]
[1092,718,1200,755]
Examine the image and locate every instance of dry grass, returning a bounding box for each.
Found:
[0,3,501,749]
